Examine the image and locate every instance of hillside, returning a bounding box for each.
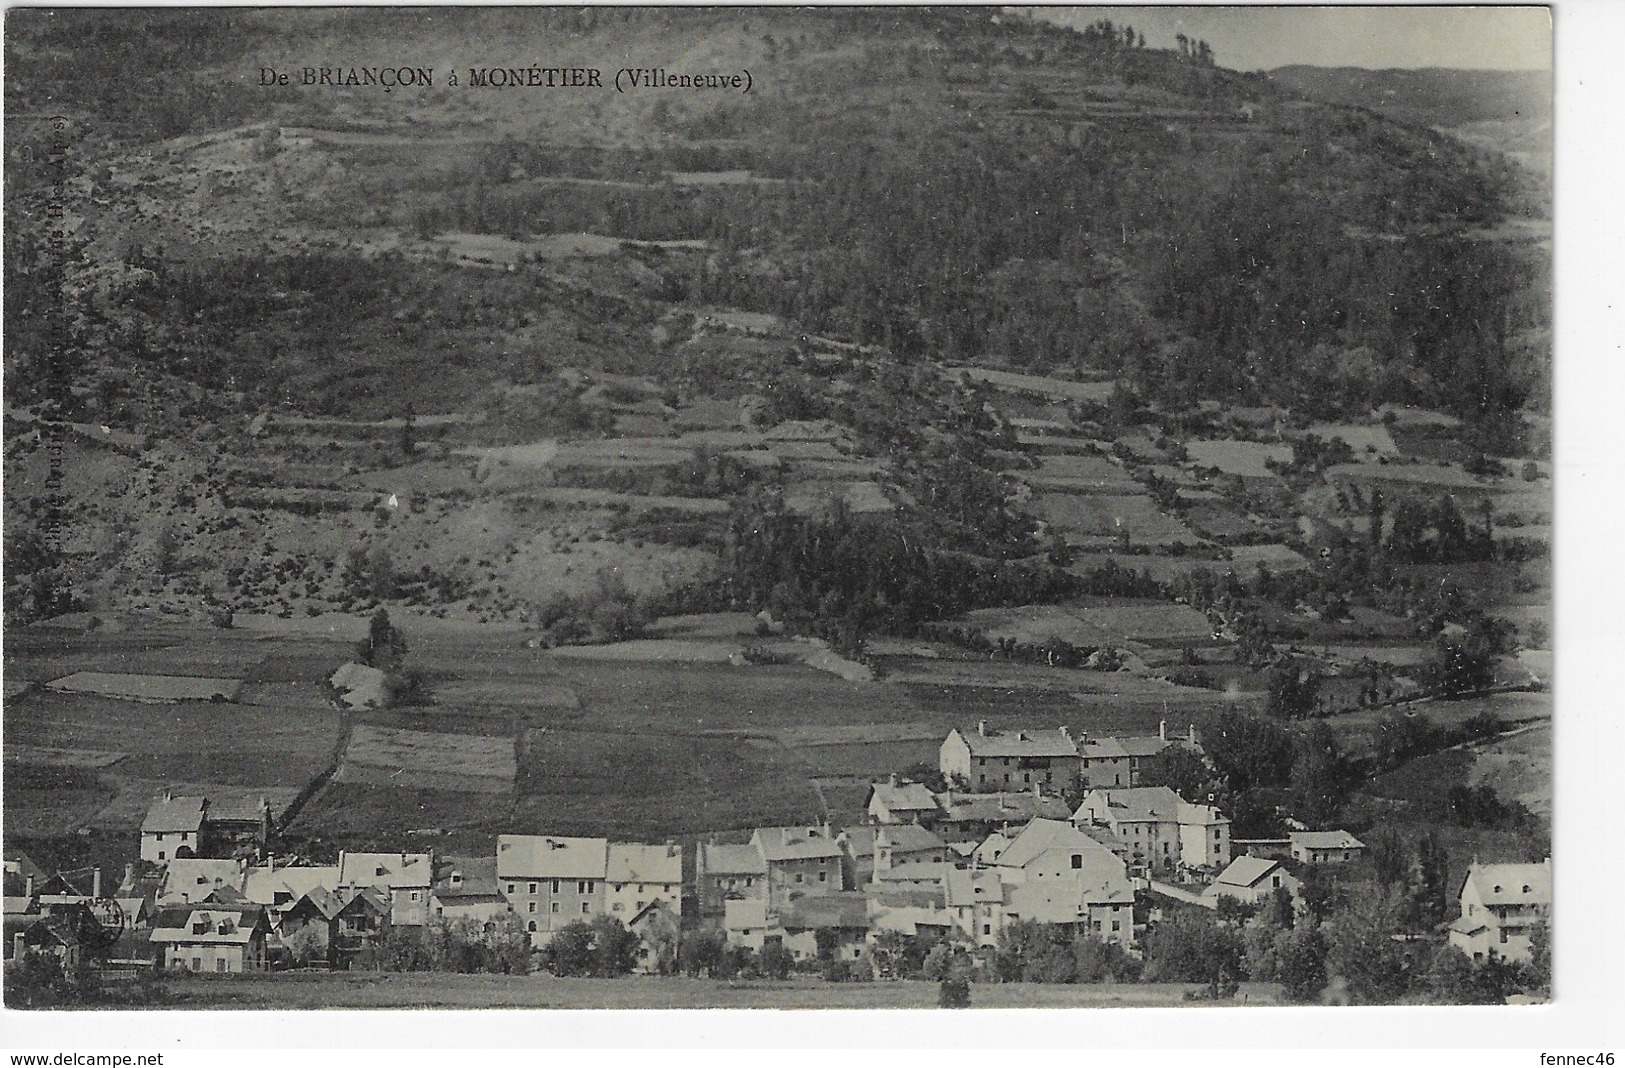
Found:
[5,8,1549,636]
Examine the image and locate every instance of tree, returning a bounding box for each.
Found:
[539,920,595,977]
[587,915,641,977]
[679,929,728,978]
[1265,658,1321,719]
[1275,925,1329,1003]
[283,923,328,968]
[759,941,794,980]
[1141,745,1222,803]
[938,974,971,1007]
[1200,711,1294,794]
[356,607,408,671]
[1143,909,1245,998]
[1289,723,1359,827]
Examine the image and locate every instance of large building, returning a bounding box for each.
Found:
[1072,786,1230,874]
[496,835,607,940]
[940,723,1078,792]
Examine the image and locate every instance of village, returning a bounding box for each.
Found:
[3,717,1549,1004]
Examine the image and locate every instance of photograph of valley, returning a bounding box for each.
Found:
[2,5,1556,1016]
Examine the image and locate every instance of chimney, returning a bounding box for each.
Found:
[889,773,898,787]
[124,862,135,886]
[92,868,102,900]
[1078,730,1088,746]
[1032,781,1043,799]
[977,720,988,737]
[1059,725,1073,745]
[163,788,173,803]
[1189,723,1199,746]
[24,874,35,899]
[1159,719,1167,742]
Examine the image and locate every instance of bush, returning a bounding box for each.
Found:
[938,975,971,1008]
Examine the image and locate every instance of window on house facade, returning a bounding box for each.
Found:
[1272,876,1281,887]
[581,902,590,914]
[1500,929,1510,944]
[1071,854,1083,869]
[528,902,537,913]
[506,883,516,895]
[551,902,560,914]
[818,872,827,882]
[795,873,804,884]
[551,880,560,894]
[156,833,164,841]
[1112,921,1121,932]
[158,852,166,861]
[527,921,537,933]
[216,959,227,973]
[982,924,991,935]
[528,882,537,894]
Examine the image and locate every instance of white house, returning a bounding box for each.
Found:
[1448,859,1551,964]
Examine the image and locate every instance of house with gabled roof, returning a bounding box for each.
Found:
[141,793,206,863]
[628,899,681,974]
[606,842,682,924]
[332,887,391,966]
[149,902,269,973]
[752,826,843,916]
[337,851,434,927]
[1073,786,1230,874]
[1289,830,1365,865]
[945,868,1008,948]
[778,892,870,966]
[865,777,939,824]
[431,856,510,926]
[941,722,1079,793]
[696,841,767,915]
[496,835,607,940]
[1202,855,1299,907]
[986,818,1136,944]
[1448,858,1551,964]
[277,886,343,966]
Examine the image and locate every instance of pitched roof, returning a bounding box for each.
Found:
[160,859,246,903]
[995,819,1120,872]
[1449,914,1491,936]
[243,864,340,906]
[1212,855,1284,889]
[1078,736,1130,760]
[141,795,206,834]
[149,904,266,945]
[1116,736,1172,759]
[938,793,1073,824]
[495,836,607,880]
[700,842,767,877]
[944,869,1005,908]
[839,826,880,860]
[606,842,682,885]
[953,727,1077,759]
[1290,830,1365,850]
[432,855,502,899]
[286,886,344,921]
[336,886,391,917]
[338,852,434,890]
[753,827,843,863]
[779,892,869,931]
[876,824,946,854]
[202,795,272,824]
[1462,860,1552,906]
[868,780,937,813]
[1080,786,1187,823]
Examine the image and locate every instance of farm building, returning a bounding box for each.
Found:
[1202,856,1300,908]
[140,792,275,863]
[1289,830,1366,865]
[431,857,510,926]
[140,794,206,863]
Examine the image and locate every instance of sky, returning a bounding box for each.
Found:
[1027,6,1552,72]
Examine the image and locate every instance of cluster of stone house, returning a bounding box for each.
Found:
[1,729,1549,979]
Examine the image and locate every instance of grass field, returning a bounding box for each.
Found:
[1466,723,1552,818]
[1185,440,1292,478]
[154,972,1287,1009]
[337,724,517,794]
[1034,493,1199,546]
